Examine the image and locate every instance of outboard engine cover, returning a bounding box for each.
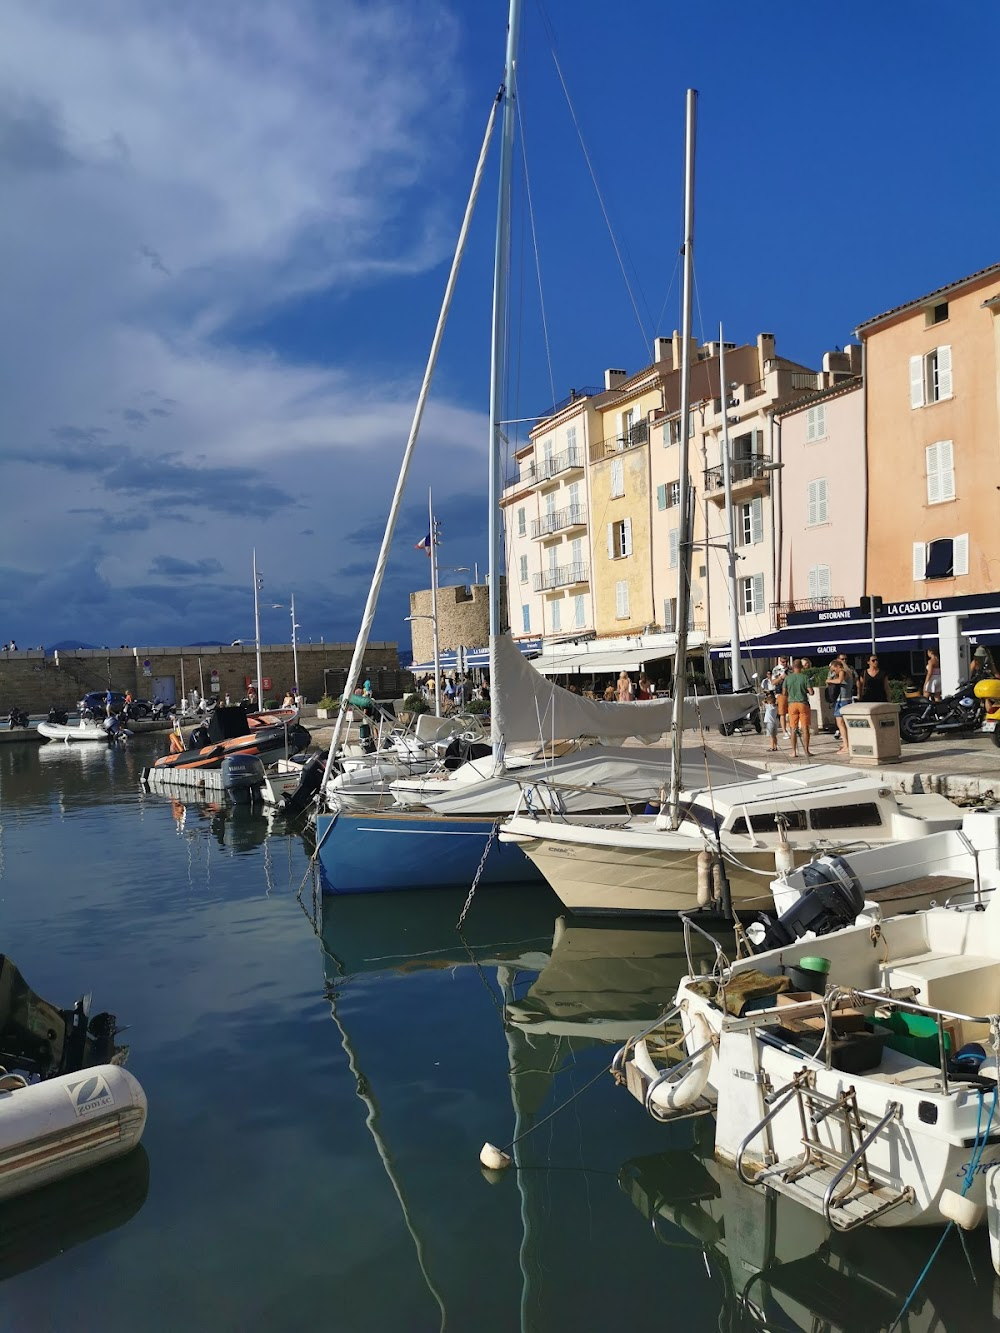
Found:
[759,855,865,951]
[281,752,325,816]
[221,754,265,802]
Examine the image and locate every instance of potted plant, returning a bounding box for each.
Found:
[316,695,337,720]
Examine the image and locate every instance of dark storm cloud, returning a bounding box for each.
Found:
[149,555,224,578]
[0,92,77,176]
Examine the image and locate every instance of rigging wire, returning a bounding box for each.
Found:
[533,0,651,356]
[516,92,557,415]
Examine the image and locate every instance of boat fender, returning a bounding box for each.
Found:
[986,1165,1000,1274]
[696,851,714,908]
[774,833,795,877]
[941,1187,985,1231]
[479,1142,512,1171]
[657,1011,712,1112]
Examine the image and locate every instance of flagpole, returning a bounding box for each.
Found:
[429,488,441,718]
[253,548,264,709]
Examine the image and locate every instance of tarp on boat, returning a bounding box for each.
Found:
[491,633,748,745]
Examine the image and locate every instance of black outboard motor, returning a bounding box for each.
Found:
[280,752,326,816]
[758,855,866,951]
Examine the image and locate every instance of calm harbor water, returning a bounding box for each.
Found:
[0,735,992,1331]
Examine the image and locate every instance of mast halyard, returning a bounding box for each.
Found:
[487,0,523,762]
[667,89,698,829]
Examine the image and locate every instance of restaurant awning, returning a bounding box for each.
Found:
[531,645,676,677]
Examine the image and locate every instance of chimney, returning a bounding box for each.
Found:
[757,332,776,372]
[671,330,700,366]
[604,368,627,390]
[653,336,672,366]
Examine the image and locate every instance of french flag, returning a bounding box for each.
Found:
[415,532,432,555]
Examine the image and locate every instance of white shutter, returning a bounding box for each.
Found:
[663,599,674,631]
[574,595,585,628]
[669,528,679,568]
[610,458,624,496]
[910,355,925,408]
[926,443,941,504]
[807,566,818,599]
[816,477,828,523]
[751,496,764,544]
[615,580,628,618]
[623,517,633,557]
[607,522,615,559]
[571,537,583,565]
[913,541,927,580]
[656,483,666,510]
[807,480,818,527]
[937,344,952,398]
[939,440,955,500]
[819,564,832,598]
[551,599,561,631]
[616,412,624,448]
[752,574,765,613]
[953,532,969,577]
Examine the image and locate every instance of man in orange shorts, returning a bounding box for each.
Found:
[783,658,814,757]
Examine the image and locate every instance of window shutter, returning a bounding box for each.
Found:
[815,403,826,439]
[519,555,528,583]
[607,522,615,559]
[610,458,624,496]
[909,355,925,408]
[806,409,816,444]
[751,496,764,544]
[656,483,667,510]
[817,477,828,523]
[615,412,624,447]
[912,541,927,580]
[574,595,585,628]
[752,573,764,613]
[669,528,679,568]
[807,566,818,599]
[522,605,531,633]
[819,564,831,598]
[941,442,956,500]
[551,599,561,631]
[663,599,674,631]
[623,517,633,557]
[807,480,818,527]
[753,429,764,455]
[937,345,952,398]
[926,443,941,504]
[953,532,969,577]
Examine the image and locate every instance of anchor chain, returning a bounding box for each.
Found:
[456,819,501,930]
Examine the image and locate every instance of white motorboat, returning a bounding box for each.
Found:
[616,809,1000,1230]
[500,764,963,915]
[37,718,114,743]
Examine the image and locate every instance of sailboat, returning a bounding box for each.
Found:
[497,91,963,915]
[313,15,749,895]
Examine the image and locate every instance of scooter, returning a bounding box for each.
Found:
[899,682,986,743]
[717,693,762,736]
[6,707,29,729]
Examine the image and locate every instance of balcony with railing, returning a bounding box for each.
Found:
[530,503,587,539]
[588,419,649,464]
[537,446,585,483]
[703,455,773,505]
[533,562,589,592]
[769,597,846,629]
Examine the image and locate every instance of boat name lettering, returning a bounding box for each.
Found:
[66,1072,115,1119]
[885,600,944,616]
[954,1155,1000,1180]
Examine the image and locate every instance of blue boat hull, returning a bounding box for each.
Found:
[314,809,544,894]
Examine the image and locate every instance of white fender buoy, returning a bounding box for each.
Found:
[774,835,795,877]
[986,1165,1000,1272]
[658,1011,712,1112]
[480,1142,512,1170]
[696,851,713,908]
[941,1187,985,1231]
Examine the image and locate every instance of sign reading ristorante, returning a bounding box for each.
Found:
[788,591,1000,627]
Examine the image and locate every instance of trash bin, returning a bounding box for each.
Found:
[839,702,901,765]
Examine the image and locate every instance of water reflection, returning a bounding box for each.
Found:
[0,1148,149,1282]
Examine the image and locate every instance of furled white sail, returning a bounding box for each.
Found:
[491,633,748,745]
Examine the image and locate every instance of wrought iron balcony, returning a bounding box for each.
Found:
[530,504,587,538]
[588,419,649,464]
[537,446,585,481]
[770,597,845,629]
[703,455,773,503]
[533,562,589,592]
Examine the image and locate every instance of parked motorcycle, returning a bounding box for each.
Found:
[899,684,986,743]
[718,693,763,736]
[6,707,29,729]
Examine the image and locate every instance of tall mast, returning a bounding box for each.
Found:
[253,548,264,708]
[487,0,522,759]
[429,487,441,717]
[668,89,698,829]
[720,326,744,691]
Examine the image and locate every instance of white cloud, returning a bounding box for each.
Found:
[0,0,492,646]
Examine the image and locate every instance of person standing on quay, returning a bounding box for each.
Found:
[784,659,814,758]
[857,655,889,703]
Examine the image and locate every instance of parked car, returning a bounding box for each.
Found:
[78,691,152,719]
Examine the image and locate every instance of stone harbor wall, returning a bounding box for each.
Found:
[0,642,410,712]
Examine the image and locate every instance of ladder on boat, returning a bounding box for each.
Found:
[735,1071,915,1230]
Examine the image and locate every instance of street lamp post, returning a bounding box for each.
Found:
[291,594,300,700]
[405,614,440,717]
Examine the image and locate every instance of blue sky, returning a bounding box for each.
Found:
[1,1,997,654]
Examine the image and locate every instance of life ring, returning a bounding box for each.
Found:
[650,1010,713,1113]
